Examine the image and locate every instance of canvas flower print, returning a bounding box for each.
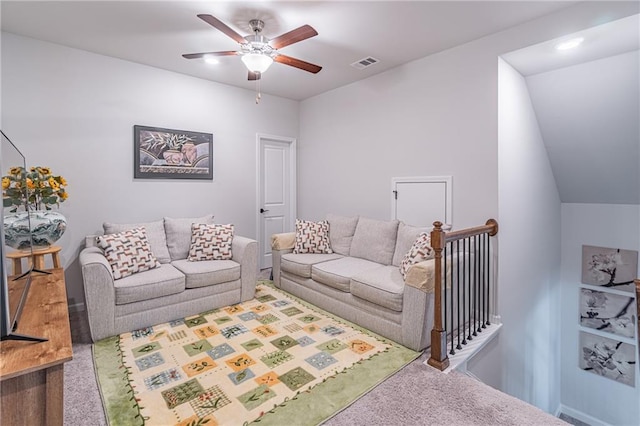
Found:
[579,331,636,387]
[580,288,635,339]
[581,245,638,293]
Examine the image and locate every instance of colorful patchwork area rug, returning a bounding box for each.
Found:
[93,281,420,426]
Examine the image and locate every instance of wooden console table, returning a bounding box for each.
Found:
[0,269,73,425]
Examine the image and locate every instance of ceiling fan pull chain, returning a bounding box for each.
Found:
[256,78,262,104]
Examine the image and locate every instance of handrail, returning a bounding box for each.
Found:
[444,219,498,242]
[427,218,499,370]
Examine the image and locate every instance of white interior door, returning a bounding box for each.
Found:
[392,176,452,227]
[257,134,296,269]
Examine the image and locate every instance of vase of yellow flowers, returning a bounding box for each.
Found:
[2,166,68,250]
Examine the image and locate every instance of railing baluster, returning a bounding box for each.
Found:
[427,219,498,371]
[456,239,461,351]
[480,233,485,330]
[486,227,491,326]
[467,236,472,341]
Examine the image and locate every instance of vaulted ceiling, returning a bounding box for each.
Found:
[503,15,639,205]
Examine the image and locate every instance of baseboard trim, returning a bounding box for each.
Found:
[68,302,85,313]
[558,404,611,426]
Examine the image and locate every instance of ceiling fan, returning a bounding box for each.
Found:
[182,14,322,81]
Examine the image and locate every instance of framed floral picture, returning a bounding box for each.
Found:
[581,245,638,293]
[134,125,213,180]
[579,288,635,339]
[579,331,635,387]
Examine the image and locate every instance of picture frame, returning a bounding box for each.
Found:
[581,245,638,293]
[134,125,213,180]
[579,331,636,387]
[579,287,635,339]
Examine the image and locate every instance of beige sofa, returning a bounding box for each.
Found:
[80,214,257,342]
[271,214,446,351]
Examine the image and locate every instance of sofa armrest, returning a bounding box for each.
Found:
[271,232,295,250]
[270,232,295,287]
[271,232,296,288]
[232,235,258,302]
[405,256,454,294]
[79,246,116,342]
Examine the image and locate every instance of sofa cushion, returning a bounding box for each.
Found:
[351,265,405,312]
[400,232,435,279]
[103,219,171,264]
[392,222,430,267]
[172,259,240,289]
[96,227,161,280]
[326,214,359,256]
[281,253,343,278]
[188,223,234,261]
[164,214,215,260]
[114,263,185,305]
[349,217,399,265]
[311,257,382,292]
[293,219,333,254]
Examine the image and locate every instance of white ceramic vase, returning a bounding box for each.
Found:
[3,211,67,250]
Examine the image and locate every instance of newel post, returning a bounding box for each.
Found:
[427,221,450,370]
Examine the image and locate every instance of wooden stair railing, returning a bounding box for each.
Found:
[427,219,499,370]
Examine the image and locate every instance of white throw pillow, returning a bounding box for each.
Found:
[293,219,333,254]
[399,232,435,279]
[96,227,161,280]
[188,223,234,261]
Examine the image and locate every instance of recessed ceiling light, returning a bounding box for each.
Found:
[555,37,584,51]
[204,55,219,65]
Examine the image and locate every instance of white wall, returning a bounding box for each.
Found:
[1,33,299,307]
[297,1,637,412]
[490,58,562,412]
[297,2,638,230]
[560,203,639,425]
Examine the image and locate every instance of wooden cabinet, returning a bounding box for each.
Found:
[0,269,73,425]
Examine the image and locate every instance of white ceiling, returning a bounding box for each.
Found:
[505,15,640,205]
[0,0,576,101]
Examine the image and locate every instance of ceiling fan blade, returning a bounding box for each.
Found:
[270,25,318,50]
[182,51,239,59]
[197,14,246,44]
[274,55,322,74]
[248,71,261,81]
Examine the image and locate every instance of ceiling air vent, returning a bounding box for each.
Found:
[351,56,379,70]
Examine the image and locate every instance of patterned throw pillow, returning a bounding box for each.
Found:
[294,219,333,254]
[188,223,234,261]
[96,227,161,280]
[399,232,435,279]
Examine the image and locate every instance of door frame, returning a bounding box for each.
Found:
[256,133,297,269]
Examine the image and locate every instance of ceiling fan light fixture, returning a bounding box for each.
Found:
[241,53,273,73]
[203,54,219,65]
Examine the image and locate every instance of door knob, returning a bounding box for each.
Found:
[260,208,270,213]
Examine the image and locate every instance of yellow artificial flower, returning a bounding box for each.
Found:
[48,177,60,190]
[2,166,68,211]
